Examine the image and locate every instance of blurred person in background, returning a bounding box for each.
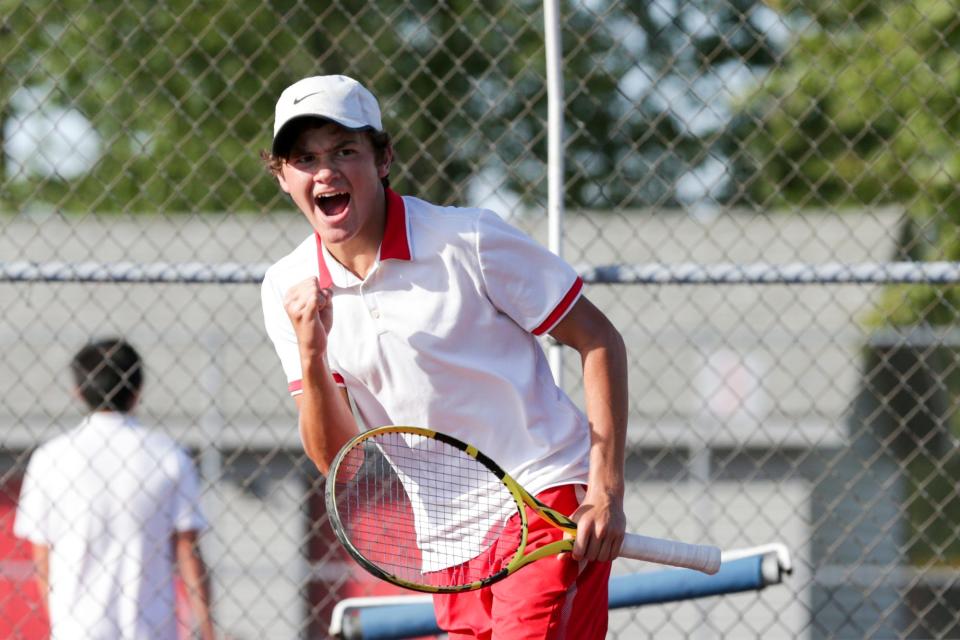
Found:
[14,338,215,640]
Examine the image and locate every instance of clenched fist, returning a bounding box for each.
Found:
[283,277,334,355]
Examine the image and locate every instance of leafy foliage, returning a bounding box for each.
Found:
[1,0,776,214]
[729,0,960,325]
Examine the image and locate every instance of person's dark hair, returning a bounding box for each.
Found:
[70,338,143,413]
[260,118,392,187]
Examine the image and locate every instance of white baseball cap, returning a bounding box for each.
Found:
[272,75,383,153]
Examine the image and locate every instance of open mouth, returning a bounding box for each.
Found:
[315,192,350,217]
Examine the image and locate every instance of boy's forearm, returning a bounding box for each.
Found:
[582,326,628,497]
[31,544,49,616]
[297,349,358,474]
[556,302,629,560]
[175,533,215,640]
[183,569,214,640]
[548,297,629,495]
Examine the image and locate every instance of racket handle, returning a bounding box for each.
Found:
[619,533,722,575]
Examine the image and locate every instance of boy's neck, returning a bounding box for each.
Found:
[325,188,388,281]
[327,242,379,280]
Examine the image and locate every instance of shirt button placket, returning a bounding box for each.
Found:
[361,286,385,333]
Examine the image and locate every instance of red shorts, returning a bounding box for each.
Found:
[432,485,612,640]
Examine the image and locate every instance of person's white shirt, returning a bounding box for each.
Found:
[262,190,590,569]
[15,411,207,640]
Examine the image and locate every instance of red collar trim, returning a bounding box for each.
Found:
[380,188,411,261]
[314,188,411,288]
[315,233,333,288]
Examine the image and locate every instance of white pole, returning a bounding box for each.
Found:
[544,0,565,386]
[200,330,224,624]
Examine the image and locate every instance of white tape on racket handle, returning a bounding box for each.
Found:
[619,533,722,574]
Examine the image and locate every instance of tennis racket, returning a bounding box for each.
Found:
[325,425,722,593]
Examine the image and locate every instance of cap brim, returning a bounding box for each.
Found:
[271,115,376,155]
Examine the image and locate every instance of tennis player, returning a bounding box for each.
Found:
[261,74,628,639]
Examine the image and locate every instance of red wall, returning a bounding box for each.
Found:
[0,477,48,640]
[0,476,192,640]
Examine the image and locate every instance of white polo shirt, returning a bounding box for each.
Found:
[262,190,591,564]
[14,412,207,640]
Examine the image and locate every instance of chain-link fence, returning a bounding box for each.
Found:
[3,1,960,638]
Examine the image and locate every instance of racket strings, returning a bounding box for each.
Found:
[331,432,522,588]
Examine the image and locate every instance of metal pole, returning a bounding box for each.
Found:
[544,0,565,386]
[200,329,224,622]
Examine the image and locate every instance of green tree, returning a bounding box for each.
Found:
[727,0,960,325]
[1,0,292,213]
[728,0,960,566]
[1,0,775,215]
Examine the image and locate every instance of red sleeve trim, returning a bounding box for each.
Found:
[287,372,346,395]
[532,277,583,336]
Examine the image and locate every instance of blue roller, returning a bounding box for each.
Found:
[341,601,438,640]
[608,555,765,608]
[342,555,773,640]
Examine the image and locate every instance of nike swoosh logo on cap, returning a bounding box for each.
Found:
[293,91,323,105]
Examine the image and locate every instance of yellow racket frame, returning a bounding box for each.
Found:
[325,425,582,593]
